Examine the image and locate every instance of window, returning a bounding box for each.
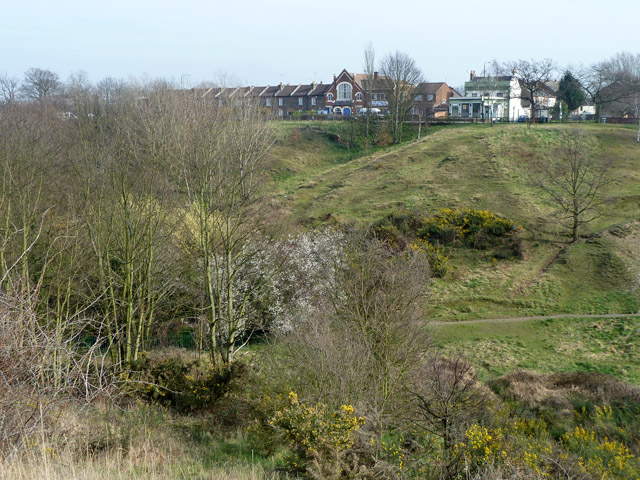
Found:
[372,93,386,101]
[410,107,418,115]
[355,92,362,101]
[327,93,334,101]
[337,82,352,101]
[311,97,316,106]
[266,98,271,106]
[298,98,303,106]
[427,94,434,101]
[414,94,423,101]
[278,98,283,106]
[471,92,479,98]
[496,91,504,97]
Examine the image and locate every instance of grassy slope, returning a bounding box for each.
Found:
[271,123,640,320]
[435,316,640,384]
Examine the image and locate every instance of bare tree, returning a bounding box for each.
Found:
[379,51,423,143]
[177,96,275,367]
[0,73,19,105]
[407,355,488,479]
[64,70,96,116]
[283,235,432,436]
[533,129,615,242]
[576,52,640,123]
[20,68,61,100]
[503,59,555,128]
[363,42,376,140]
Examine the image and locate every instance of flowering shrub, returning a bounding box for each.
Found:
[267,391,366,477]
[562,426,640,479]
[458,417,554,477]
[419,208,519,248]
[410,239,449,278]
[238,228,345,334]
[270,391,365,460]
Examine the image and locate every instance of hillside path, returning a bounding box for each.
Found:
[430,313,640,326]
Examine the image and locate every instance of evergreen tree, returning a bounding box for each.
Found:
[557,71,586,112]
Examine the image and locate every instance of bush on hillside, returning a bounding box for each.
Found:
[126,354,247,414]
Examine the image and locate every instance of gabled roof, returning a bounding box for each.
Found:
[418,82,446,95]
[518,79,556,96]
[310,84,330,95]
[275,85,297,97]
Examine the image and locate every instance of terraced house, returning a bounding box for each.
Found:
[199,67,459,119]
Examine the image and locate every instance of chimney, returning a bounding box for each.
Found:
[374,71,379,80]
[311,81,316,89]
[470,70,476,80]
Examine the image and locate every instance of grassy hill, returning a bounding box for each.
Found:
[269,123,640,320]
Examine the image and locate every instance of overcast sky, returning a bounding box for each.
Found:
[2,0,639,89]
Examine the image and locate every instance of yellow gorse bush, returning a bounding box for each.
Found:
[420,208,519,247]
[270,391,365,458]
[563,426,639,479]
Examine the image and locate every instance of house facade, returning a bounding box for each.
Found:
[411,82,460,119]
[449,71,526,121]
[198,67,455,119]
[201,82,330,116]
[449,70,557,121]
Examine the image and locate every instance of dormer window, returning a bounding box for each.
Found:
[337,82,352,101]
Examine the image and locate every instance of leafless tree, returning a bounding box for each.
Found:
[503,59,555,128]
[96,76,128,108]
[20,68,61,100]
[363,42,376,140]
[176,96,275,367]
[63,70,96,115]
[533,129,615,242]
[283,235,432,435]
[0,73,19,105]
[379,51,423,143]
[575,52,640,123]
[407,354,489,479]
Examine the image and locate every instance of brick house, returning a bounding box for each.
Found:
[411,82,460,119]
[201,82,330,117]
[323,69,366,116]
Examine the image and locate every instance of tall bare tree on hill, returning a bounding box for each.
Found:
[379,51,423,143]
[21,68,61,101]
[533,130,614,242]
[0,73,19,105]
[503,59,555,128]
[363,42,376,140]
[575,52,640,124]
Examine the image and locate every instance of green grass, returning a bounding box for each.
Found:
[434,316,640,385]
[269,122,640,318]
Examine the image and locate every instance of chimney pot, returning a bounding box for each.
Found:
[374,71,379,80]
[470,70,476,80]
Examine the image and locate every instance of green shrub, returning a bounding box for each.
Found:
[419,208,518,246]
[125,354,247,414]
[410,240,449,278]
